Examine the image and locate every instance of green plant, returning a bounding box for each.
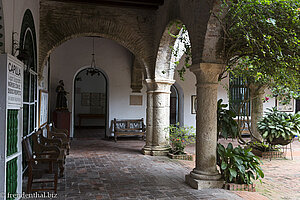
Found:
[217,143,264,184]
[165,20,192,81]
[258,108,300,143]
[247,141,279,152]
[217,99,239,139]
[165,123,195,155]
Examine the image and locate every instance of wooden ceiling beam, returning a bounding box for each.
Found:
[48,0,164,10]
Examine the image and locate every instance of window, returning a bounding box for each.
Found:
[229,75,250,116]
[19,10,37,172]
[22,30,37,137]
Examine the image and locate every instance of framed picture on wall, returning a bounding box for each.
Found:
[276,98,294,112]
[191,95,197,114]
[38,90,48,128]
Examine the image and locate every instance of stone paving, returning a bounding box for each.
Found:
[54,138,242,200]
[23,133,300,200]
[184,138,300,200]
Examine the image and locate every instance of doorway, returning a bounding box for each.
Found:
[170,85,179,125]
[74,68,107,138]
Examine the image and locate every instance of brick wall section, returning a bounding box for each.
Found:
[39,0,224,80]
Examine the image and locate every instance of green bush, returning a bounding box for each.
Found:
[217,143,264,184]
[258,108,300,143]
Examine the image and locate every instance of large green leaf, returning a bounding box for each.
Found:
[229,168,237,178]
[221,161,228,170]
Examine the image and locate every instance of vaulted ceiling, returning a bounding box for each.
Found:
[48,0,164,9]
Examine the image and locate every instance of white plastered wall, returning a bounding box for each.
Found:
[3,0,39,57]
[50,37,147,137]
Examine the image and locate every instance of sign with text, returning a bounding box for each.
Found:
[39,90,48,127]
[7,55,23,109]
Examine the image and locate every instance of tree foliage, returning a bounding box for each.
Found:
[221,0,300,98]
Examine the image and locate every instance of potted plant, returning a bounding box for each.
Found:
[248,141,283,159]
[257,108,300,145]
[217,143,264,191]
[165,123,195,160]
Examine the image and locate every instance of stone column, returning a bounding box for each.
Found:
[185,63,224,189]
[249,83,266,142]
[142,79,155,155]
[142,79,175,156]
[151,79,175,156]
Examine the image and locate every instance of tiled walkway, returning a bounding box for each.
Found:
[25,135,300,199]
[55,138,242,200]
[184,139,300,200]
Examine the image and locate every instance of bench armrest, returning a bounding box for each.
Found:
[40,137,63,148]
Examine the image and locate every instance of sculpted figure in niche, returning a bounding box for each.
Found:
[56,80,68,110]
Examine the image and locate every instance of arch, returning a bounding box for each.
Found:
[39,17,152,80]
[19,9,38,139]
[201,0,225,64]
[154,20,191,81]
[154,20,181,80]
[19,9,37,72]
[71,66,109,138]
[0,0,4,53]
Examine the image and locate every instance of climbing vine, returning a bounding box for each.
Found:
[165,20,192,81]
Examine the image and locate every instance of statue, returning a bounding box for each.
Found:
[56,80,68,110]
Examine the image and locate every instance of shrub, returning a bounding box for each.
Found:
[165,123,195,155]
[217,143,264,184]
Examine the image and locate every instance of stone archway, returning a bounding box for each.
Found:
[143,20,191,156]
[154,20,183,80]
[39,11,152,81]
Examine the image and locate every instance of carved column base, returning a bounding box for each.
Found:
[141,146,152,155]
[151,145,170,156]
[141,145,170,156]
[185,174,224,190]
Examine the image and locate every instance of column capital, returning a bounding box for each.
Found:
[189,63,225,84]
[145,79,175,93]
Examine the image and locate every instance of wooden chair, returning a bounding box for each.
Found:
[32,130,65,177]
[46,123,70,155]
[23,137,58,193]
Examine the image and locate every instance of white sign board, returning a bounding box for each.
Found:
[39,90,48,127]
[7,55,23,109]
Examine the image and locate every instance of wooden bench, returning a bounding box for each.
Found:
[113,118,146,142]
